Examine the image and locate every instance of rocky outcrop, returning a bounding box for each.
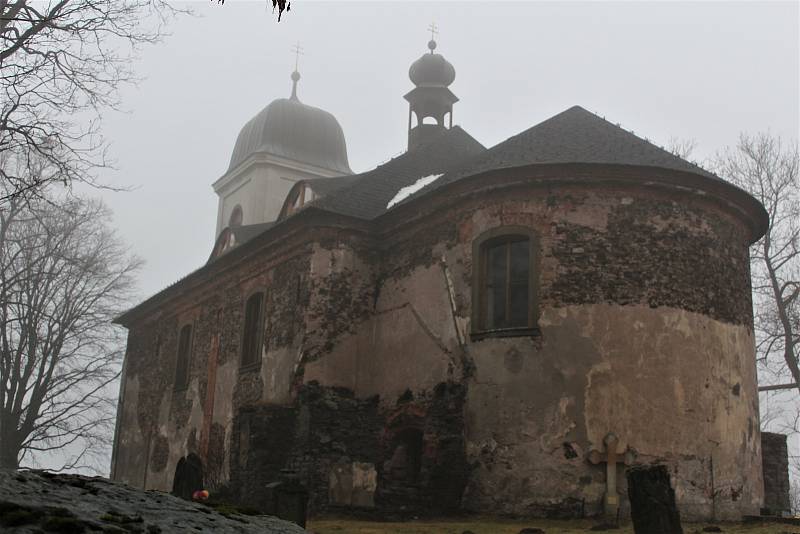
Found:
[0,469,306,533]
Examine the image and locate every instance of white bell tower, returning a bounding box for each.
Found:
[212,45,351,236]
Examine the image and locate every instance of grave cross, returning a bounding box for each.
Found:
[588,432,635,518]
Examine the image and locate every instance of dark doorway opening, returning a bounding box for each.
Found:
[172,453,203,500]
[378,427,425,509]
[388,428,423,484]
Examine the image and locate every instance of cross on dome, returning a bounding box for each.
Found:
[427,22,438,52]
[291,41,304,71]
[290,41,304,99]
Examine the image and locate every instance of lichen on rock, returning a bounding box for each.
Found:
[0,469,305,533]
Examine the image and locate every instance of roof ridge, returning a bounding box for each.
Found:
[316,127,483,201]
[574,106,717,178]
[463,104,718,179]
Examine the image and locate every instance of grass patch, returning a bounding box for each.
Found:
[307,517,794,534]
[308,518,629,534]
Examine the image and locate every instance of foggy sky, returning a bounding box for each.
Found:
[94,1,799,302]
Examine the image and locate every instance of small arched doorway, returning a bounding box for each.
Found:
[379,426,426,508]
[388,428,423,483]
[172,453,204,500]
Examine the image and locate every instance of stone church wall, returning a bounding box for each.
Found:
[305,170,761,520]
[112,234,319,494]
[446,177,761,520]
[114,166,763,521]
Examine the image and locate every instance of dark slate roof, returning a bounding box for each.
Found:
[400,105,723,205]
[232,222,275,245]
[305,174,362,196]
[207,222,276,264]
[310,125,486,219]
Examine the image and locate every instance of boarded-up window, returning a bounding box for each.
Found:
[174,324,193,390]
[241,292,264,368]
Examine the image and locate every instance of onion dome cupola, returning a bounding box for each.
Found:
[227,69,352,175]
[404,28,459,151]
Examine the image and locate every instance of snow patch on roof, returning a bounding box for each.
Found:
[386,174,443,209]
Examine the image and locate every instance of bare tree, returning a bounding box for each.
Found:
[212,0,292,21]
[0,187,141,471]
[667,136,698,161]
[0,0,184,203]
[715,133,799,395]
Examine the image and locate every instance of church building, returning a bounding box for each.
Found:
[111,36,769,520]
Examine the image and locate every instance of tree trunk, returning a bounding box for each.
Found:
[0,412,21,469]
[0,437,20,469]
[764,235,800,394]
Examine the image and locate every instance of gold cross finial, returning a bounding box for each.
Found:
[428,22,438,41]
[291,41,304,72]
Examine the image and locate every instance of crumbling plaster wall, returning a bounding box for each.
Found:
[114,241,318,493]
[463,305,759,520]
[302,254,462,398]
[302,179,762,519]
[116,172,762,521]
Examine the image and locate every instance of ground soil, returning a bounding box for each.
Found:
[307,517,795,534]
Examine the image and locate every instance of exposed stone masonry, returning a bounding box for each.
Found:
[549,194,752,326]
[229,382,469,516]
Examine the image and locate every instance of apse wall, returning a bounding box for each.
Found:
[305,166,763,520]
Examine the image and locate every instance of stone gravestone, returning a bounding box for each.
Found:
[761,431,791,515]
[627,465,683,534]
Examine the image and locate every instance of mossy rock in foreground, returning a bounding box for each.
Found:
[0,469,305,533]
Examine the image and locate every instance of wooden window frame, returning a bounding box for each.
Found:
[240,290,265,372]
[470,226,540,341]
[173,323,194,391]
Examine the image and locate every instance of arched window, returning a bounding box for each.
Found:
[472,228,539,338]
[174,324,193,390]
[285,184,316,217]
[229,205,243,228]
[241,292,264,368]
